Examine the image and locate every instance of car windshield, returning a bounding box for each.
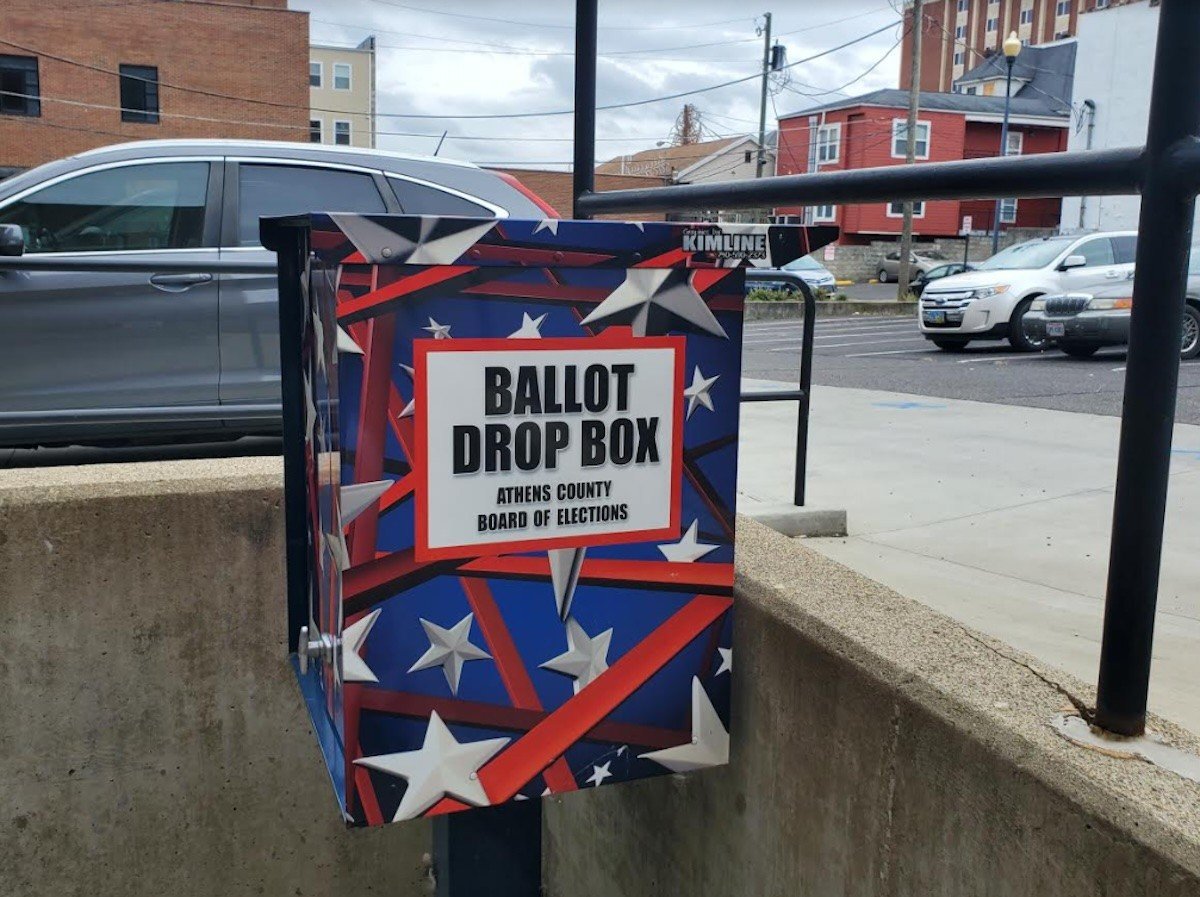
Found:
[975,237,1076,271]
[782,256,823,271]
[918,250,947,260]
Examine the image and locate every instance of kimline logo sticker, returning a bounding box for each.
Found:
[681,229,768,260]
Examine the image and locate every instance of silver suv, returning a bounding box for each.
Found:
[0,140,549,447]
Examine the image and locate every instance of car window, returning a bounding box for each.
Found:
[886,252,899,261]
[926,265,949,278]
[0,161,209,253]
[236,163,387,246]
[389,177,492,217]
[1075,237,1116,267]
[1110,235,1137,265]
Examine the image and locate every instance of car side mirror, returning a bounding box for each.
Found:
[0,223,25,257]
[1059,254,1087,271]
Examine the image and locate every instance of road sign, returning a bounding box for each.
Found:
[268,213,836,826]
[960,215,973,235]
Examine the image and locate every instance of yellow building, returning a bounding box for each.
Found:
[309,37,376,149]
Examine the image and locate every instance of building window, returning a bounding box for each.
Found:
[1020,9,1034,24]
[334,120,351,145]
[955,24,966,38]
[892,119,931,159]
[887,201,925,218]
[309,119,322,143]
[119,64,159,124]
[1057,0,1071,14]
[309,61,322,88]
[812,204,836,222]
[1005,130,1023,155]
[986,16,999,31]
[954,51,965,65]
[0,55,40,117]
[958,0,969,10]
[999,198,1018,223]
[1056,30,1070,39]
[815,123,840,164]
[1095,0,1109,8]
[333,63,352,91]
[964,85,977,94]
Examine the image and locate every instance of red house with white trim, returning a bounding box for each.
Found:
[774,85,1071,243]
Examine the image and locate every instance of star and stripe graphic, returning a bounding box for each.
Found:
[287,214,832,825]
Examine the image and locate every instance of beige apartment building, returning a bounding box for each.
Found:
[309,37,376,149]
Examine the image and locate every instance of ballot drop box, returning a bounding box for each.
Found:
[264,213,832,826]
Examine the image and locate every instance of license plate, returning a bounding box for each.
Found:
[924,310,946,324]
[1047,322,1065,337]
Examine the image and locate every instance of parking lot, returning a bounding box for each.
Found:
[744,313,1200,423]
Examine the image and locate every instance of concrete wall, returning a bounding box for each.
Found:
[2,461,1198,896]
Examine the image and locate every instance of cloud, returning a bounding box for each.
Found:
[293,0,903,168]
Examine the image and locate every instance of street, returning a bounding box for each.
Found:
[744,313,1200,422]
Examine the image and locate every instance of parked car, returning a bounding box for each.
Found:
[917,231,1138,352]
[1024,247,1200,360]
[876,249,948,283]
[746,254,837,294]
[911,262,974,298]
[0,139,552,447]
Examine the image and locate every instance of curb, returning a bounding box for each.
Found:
[746,301,917,320]
[741,502,848,538]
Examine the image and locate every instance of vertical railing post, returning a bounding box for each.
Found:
[1095,0,1200,736]
[572,0,599,219]
[793,282,816,507]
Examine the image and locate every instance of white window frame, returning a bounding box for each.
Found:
[815,123,840,165]
[891,119,931,160]
[886,201,925,218]
[333,62,352,91]
[309,118,322,143]
[1056,0,1070,14]
[1005,130,1023,156]
[986,16,998,31]
[958,0,969,11]
[1095,0,1109,8]
[812,204,836,223]
[1020,9,1034,25]
[954,51,965,65]
[333,119,352,145]
[309,61,322,88]
[999,197,1018,223]
[955,24,966,38]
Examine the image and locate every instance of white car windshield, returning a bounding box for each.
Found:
[975,236,1077,271]
[783,256,823,271]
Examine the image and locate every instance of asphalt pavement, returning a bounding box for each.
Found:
[743,313,1200,423]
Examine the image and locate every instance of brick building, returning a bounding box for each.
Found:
[0,0,309,177]
[901,0,1144,93]
[775,88,1069,242]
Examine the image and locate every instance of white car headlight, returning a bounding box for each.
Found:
[970,284,1011,300]
[1030,298,1046,312]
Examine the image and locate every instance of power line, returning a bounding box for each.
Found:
[1,19,899,123]
[350,1,753,31]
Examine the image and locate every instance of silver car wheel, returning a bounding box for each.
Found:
[1182,310,1199,356]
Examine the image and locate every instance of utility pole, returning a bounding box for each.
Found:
[755,12,772,178]
[897,0,923,299]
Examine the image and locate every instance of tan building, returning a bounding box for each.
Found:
[309,38,376,149]
[900,0,1145,94]
[0,0,309,177]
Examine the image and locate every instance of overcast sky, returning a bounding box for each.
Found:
[292,0,905,170]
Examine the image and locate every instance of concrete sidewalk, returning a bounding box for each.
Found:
[737,382,1200,734]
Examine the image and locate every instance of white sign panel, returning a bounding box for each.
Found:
[960,215,973,235]
[415,336,684,560]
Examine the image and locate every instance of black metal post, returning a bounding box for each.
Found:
[572,0,598,219]
[991,55,1015,255]
[1095,0,1200,736]
[433,801,542,897]
[794,282,816,507]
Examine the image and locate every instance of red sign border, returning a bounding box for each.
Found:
[413,330,685,563]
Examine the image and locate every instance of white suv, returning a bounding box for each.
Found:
[918,231,1138,351]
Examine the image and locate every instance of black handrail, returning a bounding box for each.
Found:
[571,0,1200,740]
[738,280,816,507]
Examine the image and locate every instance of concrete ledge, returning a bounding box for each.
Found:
[3,465,1199,896]
[746,300,916,320]
[741,500,848,537]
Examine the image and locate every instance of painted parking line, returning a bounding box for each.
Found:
[1111,365,1126,372]
[842,347,935,358]
[955,353,1063,364]
[772,337,927,351]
